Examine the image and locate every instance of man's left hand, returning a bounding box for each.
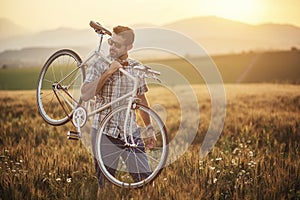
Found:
[145,129,157,150]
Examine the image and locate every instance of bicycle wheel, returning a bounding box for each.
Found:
[36,49,85,126]
[95,103,168,188]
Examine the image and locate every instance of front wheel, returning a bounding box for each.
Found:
[36,49,85,126]
[95,104,169,188]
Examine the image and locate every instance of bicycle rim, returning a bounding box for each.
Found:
[36,49,85,126]
[95,104,168,188]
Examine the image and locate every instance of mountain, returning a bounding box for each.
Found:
[164,16,300,54]
[0,18,31,39]
[0,26,99,67]
[0,47,91,68]
[0,27,97,52]
[1,16,300,67]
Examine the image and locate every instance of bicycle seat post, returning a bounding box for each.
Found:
[97,33,104,52]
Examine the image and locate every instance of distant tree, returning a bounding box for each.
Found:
[291,46,298,51]
[1,64,7,69]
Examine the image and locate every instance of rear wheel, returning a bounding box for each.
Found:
[36,49,85,125]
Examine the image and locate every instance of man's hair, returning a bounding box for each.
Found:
[113,25,134,45]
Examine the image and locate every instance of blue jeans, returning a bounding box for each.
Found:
[91,128,151,188]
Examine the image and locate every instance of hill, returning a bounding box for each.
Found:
[0,50,299,90]
[212,50,300,83]
[0,47,91,68]
[0,18,31,39]
[164,16,300,54]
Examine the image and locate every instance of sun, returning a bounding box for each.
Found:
[207,0,261,23]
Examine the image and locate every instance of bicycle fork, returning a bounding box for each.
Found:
[123,98,138,147]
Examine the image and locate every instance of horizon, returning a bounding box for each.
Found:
[1,0,300,31]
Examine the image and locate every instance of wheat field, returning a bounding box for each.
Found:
[0,84,299,199]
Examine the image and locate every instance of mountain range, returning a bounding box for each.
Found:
[1,16,300,67]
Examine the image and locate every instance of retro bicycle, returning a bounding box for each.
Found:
[36,21,168,188]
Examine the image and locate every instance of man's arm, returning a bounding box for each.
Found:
[137,93,151,125]
[137,93,157,149]
[81,61,122,101]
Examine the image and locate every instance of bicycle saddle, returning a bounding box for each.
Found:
[90,21,112,36]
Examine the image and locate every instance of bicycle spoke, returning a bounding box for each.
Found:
[50,64,57,82]
[135,146,161,164]
[105,151,125,171]
[43,93,57,117]
[133,152,141,180]
[43,78,54,84]
[121,148,132,164]
[134,151,152,174]
[40,91,54,98]
[41,91,56,105]
[102,148,125,159]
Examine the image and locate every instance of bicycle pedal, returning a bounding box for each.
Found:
[67,131,81,140]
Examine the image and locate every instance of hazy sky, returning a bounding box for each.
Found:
[1,0,300,31]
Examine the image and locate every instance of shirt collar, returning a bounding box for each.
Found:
[117,53,129,66]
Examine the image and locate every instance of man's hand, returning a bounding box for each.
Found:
[144,126,157,150]
[108,61,123,74]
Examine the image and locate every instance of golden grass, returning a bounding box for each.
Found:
[0,84,299,199]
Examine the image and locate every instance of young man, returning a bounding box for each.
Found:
[80,25,156,189]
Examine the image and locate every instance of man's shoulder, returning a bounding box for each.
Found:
[90,57,109,70]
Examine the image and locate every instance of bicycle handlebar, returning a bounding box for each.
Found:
[133,65,160,76]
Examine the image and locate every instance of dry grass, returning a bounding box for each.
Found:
[0,84,299,199]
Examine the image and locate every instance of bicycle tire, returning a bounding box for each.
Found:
[95,103,168,188]
[36,49,85,126]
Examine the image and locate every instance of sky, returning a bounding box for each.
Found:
[1,0,300,31]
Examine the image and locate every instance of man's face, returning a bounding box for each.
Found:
[109,33,129,59]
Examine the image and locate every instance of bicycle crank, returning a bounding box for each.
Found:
[72,106,87,128]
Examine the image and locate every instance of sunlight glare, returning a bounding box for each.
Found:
[207,0,261,23]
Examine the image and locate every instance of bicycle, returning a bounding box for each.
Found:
[36,21,168,188]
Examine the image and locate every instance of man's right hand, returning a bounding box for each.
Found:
[108,61,123,74]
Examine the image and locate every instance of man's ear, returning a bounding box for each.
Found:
[126,44,133,51]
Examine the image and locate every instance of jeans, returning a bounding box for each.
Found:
[91,128,151,188]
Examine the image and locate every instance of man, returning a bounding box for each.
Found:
[80,25,156,190]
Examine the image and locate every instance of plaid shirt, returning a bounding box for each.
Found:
[84,57,148,138]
